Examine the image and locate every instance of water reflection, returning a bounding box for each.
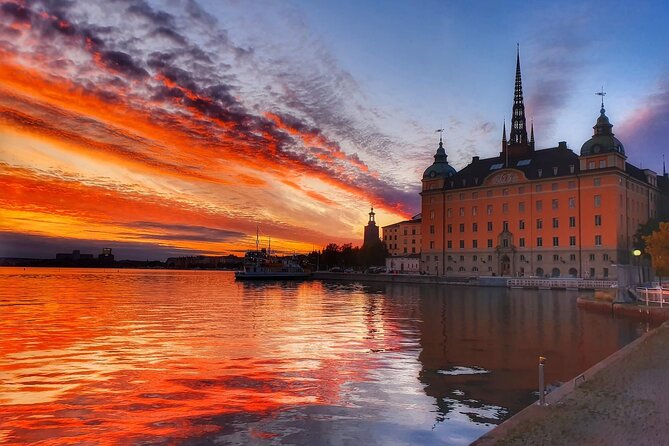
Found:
[0,269,649,445]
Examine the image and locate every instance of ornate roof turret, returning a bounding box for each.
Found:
[580,92,625,156]
[423,132,457,179]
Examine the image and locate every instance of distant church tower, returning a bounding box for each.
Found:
[363,206,380,247]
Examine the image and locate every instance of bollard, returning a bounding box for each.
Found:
[538,356,546,406]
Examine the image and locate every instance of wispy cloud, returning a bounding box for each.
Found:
[0,0,427,257]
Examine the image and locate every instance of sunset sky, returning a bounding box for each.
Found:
[1,0,668,259]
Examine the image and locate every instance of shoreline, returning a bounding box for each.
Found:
[473,321,669,445]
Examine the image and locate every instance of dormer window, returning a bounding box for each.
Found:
[553,167,558,175]
[538,169,543,177]
[569,164,575,173]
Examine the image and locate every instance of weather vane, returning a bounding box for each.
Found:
[595,86,606,108]
[435,128,444,143]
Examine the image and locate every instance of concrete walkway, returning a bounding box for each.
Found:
[475,322,669,446]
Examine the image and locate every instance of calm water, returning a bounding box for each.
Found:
[0,268,651,445]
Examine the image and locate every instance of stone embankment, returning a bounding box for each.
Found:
[577,297,669,322]
[473,322,669,446]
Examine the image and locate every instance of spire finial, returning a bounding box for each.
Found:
[530,118,535,146]
[436,128,444,145]
[596,87,606,113]
[663,154,667,176]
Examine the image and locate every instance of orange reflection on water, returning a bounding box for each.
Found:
[0,268,651,445]
[0,269,390,445]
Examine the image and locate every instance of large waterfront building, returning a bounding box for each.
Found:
[420,50,669,279]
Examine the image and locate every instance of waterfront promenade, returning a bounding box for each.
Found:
[475,322,669,445]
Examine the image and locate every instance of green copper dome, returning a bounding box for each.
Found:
[580,106,625,156]
[423,140,457,179]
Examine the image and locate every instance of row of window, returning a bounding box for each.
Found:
[436,215,604,234]
[428,234,603,250]
[440,196,601,218]
[433,252,612,263]
[384,236,418,242]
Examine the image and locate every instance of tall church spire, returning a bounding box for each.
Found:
[509,45,529,147]
[502,119,507,152]
[530,119,535,148]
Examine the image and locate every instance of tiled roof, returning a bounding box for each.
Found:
[442,146,578,190]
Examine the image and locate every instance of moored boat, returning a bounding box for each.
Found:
[234,231,311,280]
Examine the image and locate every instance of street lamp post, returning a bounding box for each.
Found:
[633,249,642,285]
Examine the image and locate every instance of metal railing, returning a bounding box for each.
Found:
[635,286,669,307]
[507,278,617,290]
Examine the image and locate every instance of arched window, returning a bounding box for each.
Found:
[446,266,453,272]
[472,266,479,272]
[551,268,561,278]
[536,267,544,277]
[458,266,465,272]
[568,268,578,278]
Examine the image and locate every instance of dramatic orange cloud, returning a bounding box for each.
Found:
[0,1,416,259]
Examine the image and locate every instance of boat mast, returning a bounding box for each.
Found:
[256,225,259,253]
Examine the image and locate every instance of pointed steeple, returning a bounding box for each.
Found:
[663,154,667,177]
[530,119,535,148]
[502,119,507,152]
[509,44,529,147]
[434,131,448,163]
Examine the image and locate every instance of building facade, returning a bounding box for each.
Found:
[385,254,421,274]
[420,50,668,279]
[382,214,422,256]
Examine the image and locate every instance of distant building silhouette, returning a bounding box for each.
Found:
[363,206,380,247]
[98,248,115,263]
[56,250,93,261]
